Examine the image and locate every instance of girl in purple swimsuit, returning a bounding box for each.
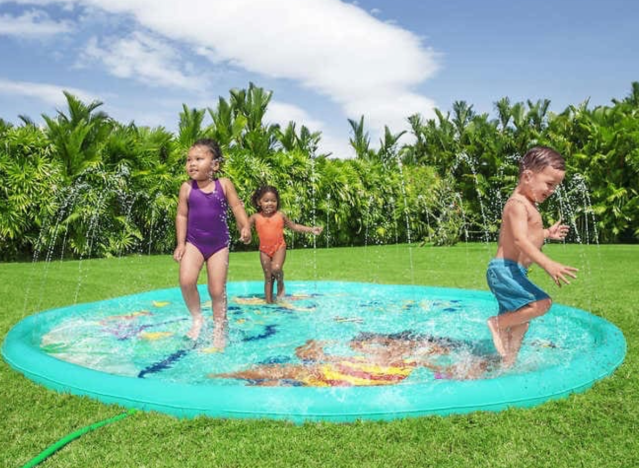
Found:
[173,139,251,345]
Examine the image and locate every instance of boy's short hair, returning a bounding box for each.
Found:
[519,146,565,176]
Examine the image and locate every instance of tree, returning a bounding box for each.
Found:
[42,91,113,178]
[177,104,206,150]
[377,126,406,166]
[348,115,372,160]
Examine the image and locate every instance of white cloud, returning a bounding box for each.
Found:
[0,10,73,37]
[0,78,99,106]
[79,31,207,91]
[266,100,352,157]
[0,0,73,5]
[21,0,439,131]
[344,90,438,130]
[266,101,324,131]
[3,0,440,156]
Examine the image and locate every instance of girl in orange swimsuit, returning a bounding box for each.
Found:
[248,186,323,303]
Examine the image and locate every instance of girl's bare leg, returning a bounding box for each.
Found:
[206,247,229,349]
[272,247,287,299]
[179,243,205,340]
[259,252,274,303]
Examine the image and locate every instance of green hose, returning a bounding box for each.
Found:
[20,408,138,468]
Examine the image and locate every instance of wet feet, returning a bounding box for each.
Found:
[487,317,508,359]
[186,314,204,341]
[212,328,226,351]
[501,353,517,369]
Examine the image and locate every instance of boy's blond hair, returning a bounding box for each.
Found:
[518,146,565,176]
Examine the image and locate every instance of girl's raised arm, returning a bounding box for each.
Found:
[282,212,323,235]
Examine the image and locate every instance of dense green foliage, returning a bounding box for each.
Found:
[1,82,638,260]
[1,244,637,467]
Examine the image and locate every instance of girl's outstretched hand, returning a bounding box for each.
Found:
[311,226,324,235]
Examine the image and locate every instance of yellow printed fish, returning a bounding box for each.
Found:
[100,310,151,324]
[139,331,173,340]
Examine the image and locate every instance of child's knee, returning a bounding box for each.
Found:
[535,298,552,315]
[208,285,226,300]
[179,277,197,289]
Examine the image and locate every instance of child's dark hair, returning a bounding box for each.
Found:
[251,185,280,211]
[519,146,565,176]
[192,138,223,163]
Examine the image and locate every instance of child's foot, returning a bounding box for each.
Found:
[487,317,507,358]
[213,329,226,351]
[186,315,204,340]
[276,285,285,300]
[501,352,517,369]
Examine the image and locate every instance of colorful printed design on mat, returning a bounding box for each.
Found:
[38,287,560,387]
[209,332,495,386]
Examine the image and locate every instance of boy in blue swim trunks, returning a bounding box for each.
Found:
[487,146,578,367]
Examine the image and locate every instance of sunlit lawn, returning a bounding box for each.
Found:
[1,243,638,467]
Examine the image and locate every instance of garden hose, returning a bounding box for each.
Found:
[20,408,138,468]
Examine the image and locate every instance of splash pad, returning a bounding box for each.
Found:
[2,281,625,422]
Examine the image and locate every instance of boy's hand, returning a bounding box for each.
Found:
[545,260,578,287]
[239,226,252,244]
[173,244,185,262]
[546,220,569,241]
[311,226,324,235]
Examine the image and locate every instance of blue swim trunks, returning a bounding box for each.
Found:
[486,258,550,315]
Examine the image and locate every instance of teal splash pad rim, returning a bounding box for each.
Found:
[2,282,626,422]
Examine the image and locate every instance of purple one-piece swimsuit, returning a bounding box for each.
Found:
[186,179,230,259]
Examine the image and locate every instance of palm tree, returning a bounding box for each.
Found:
[297,125,322,157]
[0,124,63,259]
[18,115,37,127]
[403,114,426,164]
[494,97,512,132]
[612,81,639,107]
[207,96,246,148]
[451,100,475,142]
[276,121,297,152]
[377,125,407,165]
[348,115,372,160]
[526,98,551,133]
[229,83,279,156]
[42,91,112,178]
[177,104,206,150]
[0,117,13,133]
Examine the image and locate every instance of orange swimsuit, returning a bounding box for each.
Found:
[255,212,286,258]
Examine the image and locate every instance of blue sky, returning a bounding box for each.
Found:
[0,0,637,157]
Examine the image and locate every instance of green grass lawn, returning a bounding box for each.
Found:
[1,243,638,467]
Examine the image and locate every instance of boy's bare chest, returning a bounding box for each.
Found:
[528,210,543,230]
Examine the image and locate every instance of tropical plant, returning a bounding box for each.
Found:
[0,125,63,260]
[41,91,113,178]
